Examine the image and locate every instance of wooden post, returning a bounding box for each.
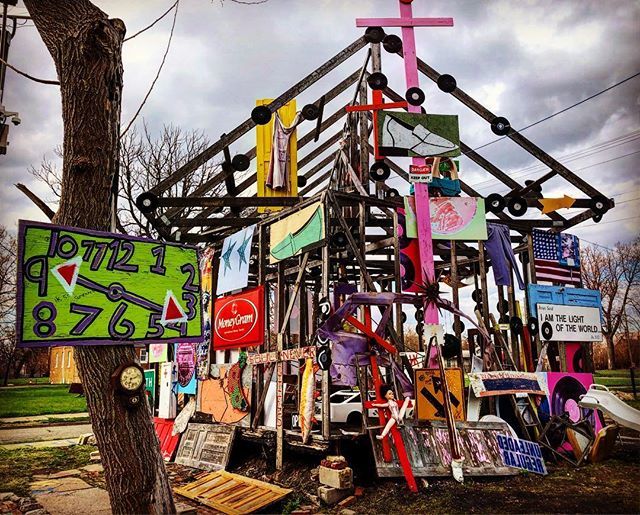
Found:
[526,233,542,355]
[359,76,370,189]
[450,242,463,370]
[478,241,490,329]
[321,203,331,441]
[275,262,285,470]
[392,210,403,342]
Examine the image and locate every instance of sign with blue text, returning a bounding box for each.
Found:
[16,220,203,347]
[496,434,547,475]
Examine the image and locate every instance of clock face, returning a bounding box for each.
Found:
[120,365,144,391]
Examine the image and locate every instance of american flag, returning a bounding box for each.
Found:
[533,229,581,286]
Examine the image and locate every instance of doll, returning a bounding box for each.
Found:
[373,385,412,440]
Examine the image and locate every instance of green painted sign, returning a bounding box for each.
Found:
[16,221,203,347]
[144,369,156,406]
[377,111,460,159]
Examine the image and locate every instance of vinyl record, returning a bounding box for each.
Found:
[370,161,390,181]
[317,346,332,371]
[491,116,511,136]
[319,297,332,316]
[135,191,158,213]
[527,317,539,336]
[442,333,461,359]
[231,154,250,172]
[551,376,595,426]
[437,74,457,93]
[507,196,528,217]
[405,86,425,106]
[453,319,466,334]
[297,175,308,188]
[510,316,523,334]
[590,195,610,215]
[485,193,506,213]
[301,103,320,120]
[364,26,385,43]
[415,309,424,322]
[572,346,586,373]
[367,72,388,91]
[382,34,402,53]
[251,105,272,125]
[386,188,400,198]
[541,321,553,340]
[497,299,509,314]
[331,231,348,250]
[400,252,415,291]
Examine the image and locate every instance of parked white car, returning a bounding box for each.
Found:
[314,389,378,426]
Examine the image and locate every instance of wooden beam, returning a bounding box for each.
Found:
[414,57,604,199]
[157,196,300,208]
[151,36,368,196]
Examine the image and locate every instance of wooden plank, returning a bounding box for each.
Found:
[369,421,517,477]
[175,470,291,515]
[157,197,300,208]
[152,36,368,196]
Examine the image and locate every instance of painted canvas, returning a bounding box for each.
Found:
[199,362,252,427]
[397,208,422,293]
[216,225,255,295]
[196,247,214,379]
[403,196,487,241]
[175,342,197,395]
[269,202,325,263]
[149,343,168,363]
[377,111,460,159]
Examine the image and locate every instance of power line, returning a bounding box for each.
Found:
[124,0,179,42]
[472,131,640,190]
[578,214,640,229]
[0,56,59,85]
[121,1,180,137]
[471,70,640,152]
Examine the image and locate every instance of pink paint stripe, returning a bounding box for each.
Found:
[356,17,454,27]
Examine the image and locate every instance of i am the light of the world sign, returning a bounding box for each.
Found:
[16,221,203,347]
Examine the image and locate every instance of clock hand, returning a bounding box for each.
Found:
[75,275,163,313]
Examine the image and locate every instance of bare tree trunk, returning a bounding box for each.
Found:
[604,332,616,370]
[23,1,175,513]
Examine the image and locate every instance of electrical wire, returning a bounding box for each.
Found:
[123,0,179,42]
[0,56,58,85]
[471,70,640,152]
[120,0,180,137]
[578,215,640,229]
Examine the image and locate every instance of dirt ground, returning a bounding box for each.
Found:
[171,436,640,514]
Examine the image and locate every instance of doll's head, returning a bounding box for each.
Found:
[380,384,395,401]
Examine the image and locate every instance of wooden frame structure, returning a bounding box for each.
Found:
[135,31,613,465]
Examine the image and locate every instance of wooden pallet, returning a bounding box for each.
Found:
[174,470,291,515]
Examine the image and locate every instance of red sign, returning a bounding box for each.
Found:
[213,286,264,350]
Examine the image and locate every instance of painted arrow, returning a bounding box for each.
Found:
[539,195,575,214]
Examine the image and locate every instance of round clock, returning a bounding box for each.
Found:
[119,364,144,392]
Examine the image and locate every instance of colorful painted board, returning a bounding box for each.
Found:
[377,111,460,158]
[16,220,203,347]
[397,208,422,293]
[496,434,547,475]
[200,363,252,427]
[153,418,181,461]
[369,421,517,477]
[269,202,325,263]
[537,304,602,342]
[213,286,264,350]
[197,247,214,379]
[149,344,168,363]
[404,196,487,240]
[216,226,255,295]
[414,368,465,421]
[256,98,298,212]
[175,343,197,395]
[468,371,546,397]
[144,369,156,406]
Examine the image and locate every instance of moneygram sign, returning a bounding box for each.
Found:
[213,286,264,349]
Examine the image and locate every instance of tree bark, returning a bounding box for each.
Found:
[23,1,175,513]
[604,332,616,370]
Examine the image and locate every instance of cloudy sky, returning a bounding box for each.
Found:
[2,0,638,251]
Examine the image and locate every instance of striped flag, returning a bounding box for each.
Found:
[533,229,581,286]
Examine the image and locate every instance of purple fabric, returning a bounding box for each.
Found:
[328,332,368,386]
[485,223,525,290]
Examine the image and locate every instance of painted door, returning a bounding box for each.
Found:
[158,361,177,419]
[527,285,601,318]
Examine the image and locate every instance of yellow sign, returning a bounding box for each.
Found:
[539,195,575,214]
[415,368,465,421]
[256,98,298,212]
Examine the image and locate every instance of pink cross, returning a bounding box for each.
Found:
[357,1,454,328]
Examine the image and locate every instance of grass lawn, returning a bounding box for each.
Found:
[0,385,87,418]
[5,377,51,386]
[594,369,635,377]
[0,446,94,497]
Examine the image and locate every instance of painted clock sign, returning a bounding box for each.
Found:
[16,220,204,347]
